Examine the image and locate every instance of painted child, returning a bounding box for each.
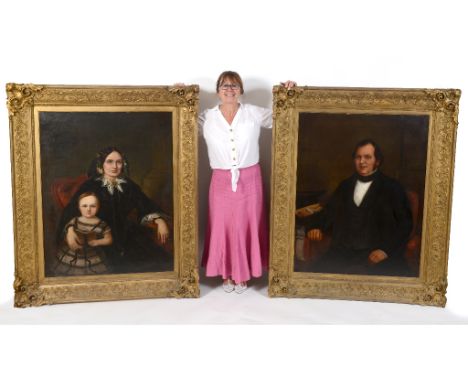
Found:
[55,192,113,275]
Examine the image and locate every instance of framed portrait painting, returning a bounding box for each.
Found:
[7,84,199,306]
[269,86,460,306]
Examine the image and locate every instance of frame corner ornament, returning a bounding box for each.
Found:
[273,85,303,112]
[421,280,448,307]
[169,85,199,112]
[425,89,461,116]
[6,83,43,117]
[13,277,46,308]
[268,269,290,297]
[173,269,200,298]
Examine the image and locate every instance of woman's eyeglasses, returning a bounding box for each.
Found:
[220,84,240,90]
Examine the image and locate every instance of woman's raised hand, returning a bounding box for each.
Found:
[280,80,297,89]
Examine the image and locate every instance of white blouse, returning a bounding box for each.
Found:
[199,103,272,191]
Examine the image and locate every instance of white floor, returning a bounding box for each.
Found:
[1,274,466,325]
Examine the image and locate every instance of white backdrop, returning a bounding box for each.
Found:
[0,0,467,380]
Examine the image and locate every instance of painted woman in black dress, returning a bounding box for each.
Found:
[57,146,173,274]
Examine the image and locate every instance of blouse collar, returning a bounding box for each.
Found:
[215,102,243,111]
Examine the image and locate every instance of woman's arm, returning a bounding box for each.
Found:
[127,179,171,244]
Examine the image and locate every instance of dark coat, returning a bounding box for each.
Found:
[305,171,413,275]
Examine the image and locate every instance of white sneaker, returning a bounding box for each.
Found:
[222,280,234,293]
[234,282,247,294]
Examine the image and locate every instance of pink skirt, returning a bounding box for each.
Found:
[202,164,269,283]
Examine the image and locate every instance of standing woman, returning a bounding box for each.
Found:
[200,71,295,293]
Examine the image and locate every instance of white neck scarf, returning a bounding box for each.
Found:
[99,177,127,195]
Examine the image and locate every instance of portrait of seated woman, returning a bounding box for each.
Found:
[55,146,173,275]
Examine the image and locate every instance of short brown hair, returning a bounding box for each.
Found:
[78,192,100,208]
[216,71,244,94]
[352,139,384,166]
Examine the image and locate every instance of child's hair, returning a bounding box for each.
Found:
[78,192,100,209]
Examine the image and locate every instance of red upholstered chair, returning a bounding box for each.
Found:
[51,174,88,210]
[301,230,330,263]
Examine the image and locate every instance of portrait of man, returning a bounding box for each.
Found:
[294,113,428,277]
[301,139,413,276]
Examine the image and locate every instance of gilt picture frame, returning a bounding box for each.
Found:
[7,84,199,307]
[269,86,460,306]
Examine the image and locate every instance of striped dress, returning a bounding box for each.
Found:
[55,217,111,275]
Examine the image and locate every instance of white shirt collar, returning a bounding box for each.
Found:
[215,102,243,111]
[354,179,373,207]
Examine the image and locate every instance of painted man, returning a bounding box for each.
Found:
[305,139,413,276]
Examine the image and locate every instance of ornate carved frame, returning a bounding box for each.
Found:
[7,84,200,307]
[269,86,460,306]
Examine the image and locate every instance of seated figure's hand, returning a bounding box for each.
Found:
[155,218,169,244]
[66,227,82,251]
[307,229,323,241]
[368,249,388,265]
[87,239,99,247]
